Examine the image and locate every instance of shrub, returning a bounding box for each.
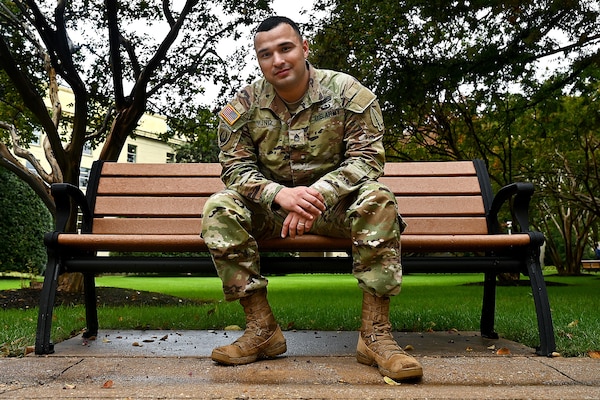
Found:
[0,167,53,274]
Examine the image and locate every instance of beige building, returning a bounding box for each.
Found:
[25,86,186,188]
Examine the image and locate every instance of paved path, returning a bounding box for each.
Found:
[1,330,598,399]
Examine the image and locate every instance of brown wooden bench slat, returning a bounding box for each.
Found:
[93,195,484,219]
[100,162,223,176]
[92,218,204,235]
[94,197,204,216]
[397,196,484,216]
[99,161,476,178]
[54,232,533,252]
[581,260,600,271]
[402,217,488,235]
[96,177,225,195]
[382,161,476,176]
[96,175,482,196]
[91,216,488,236]
[35,159,556,358]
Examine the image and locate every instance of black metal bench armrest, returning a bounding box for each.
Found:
[488,182,534,234]
[51,183,92,232]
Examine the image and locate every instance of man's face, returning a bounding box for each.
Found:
[254,23,310,100]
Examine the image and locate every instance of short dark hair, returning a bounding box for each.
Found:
[255,16,302,39]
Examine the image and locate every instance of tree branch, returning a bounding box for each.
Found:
[0,38,63,160]
[105,0,125,108]
[0,142,55,215]
[138,0,198,91]
[119,33,142,79]
[163,0,175,27]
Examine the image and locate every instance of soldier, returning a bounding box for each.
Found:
[201,16,423,381]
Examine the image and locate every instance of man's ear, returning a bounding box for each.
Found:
[302,39,309,59]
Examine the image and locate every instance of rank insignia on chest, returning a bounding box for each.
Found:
[220,104,241,126]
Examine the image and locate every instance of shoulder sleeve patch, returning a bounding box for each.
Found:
[344,82,376,113]
[219,103,241,126]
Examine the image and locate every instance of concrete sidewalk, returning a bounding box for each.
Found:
[1,330,598,399]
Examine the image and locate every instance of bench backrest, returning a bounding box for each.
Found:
[86,160,493,236]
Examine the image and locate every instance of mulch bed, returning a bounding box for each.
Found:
[0,287,209,310]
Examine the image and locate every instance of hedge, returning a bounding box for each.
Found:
[0,167,53,274]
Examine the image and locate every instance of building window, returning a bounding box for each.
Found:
[166,152,175,163]
[127,144,137,163]
[79,167,90,189]
[83,142,93,156]
[30,130,41,146]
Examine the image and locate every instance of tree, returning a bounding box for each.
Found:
[0,0,271,290]
[0,0,270,212]
[308,0,600,274]
[169,108,220,163]
[308,0,600,164]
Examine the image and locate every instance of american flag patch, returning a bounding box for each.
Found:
[219,103,241,126]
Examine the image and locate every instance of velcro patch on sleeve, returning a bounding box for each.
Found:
[219,104,241,126]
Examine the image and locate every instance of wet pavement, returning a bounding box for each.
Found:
[1,330,598,399]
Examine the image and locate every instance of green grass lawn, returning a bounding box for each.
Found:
[1,271,599,357]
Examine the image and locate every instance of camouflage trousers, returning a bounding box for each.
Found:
[201,181,404,301]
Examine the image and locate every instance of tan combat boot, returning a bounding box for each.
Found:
[211,289,287,365]
[356,292,423,381]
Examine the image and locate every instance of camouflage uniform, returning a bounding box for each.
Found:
[202,63,404,301]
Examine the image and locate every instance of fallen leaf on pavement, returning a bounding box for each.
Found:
[224,325,242,331]
[383,376,401,386]
[496,347,511,355]
[102,380,114,389]
[588,351,600,359]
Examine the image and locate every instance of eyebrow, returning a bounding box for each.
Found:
[256,40,296,56]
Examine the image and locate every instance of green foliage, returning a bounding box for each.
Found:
[167,108,220,163]
[308,1,600,273]
[0,167,52,273]
[309,0,600,155]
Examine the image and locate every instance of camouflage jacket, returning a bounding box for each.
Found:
[216,64,386,210]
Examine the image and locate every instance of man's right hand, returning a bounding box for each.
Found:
[274,186,326,238]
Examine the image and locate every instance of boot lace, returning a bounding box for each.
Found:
[365,322,408,357]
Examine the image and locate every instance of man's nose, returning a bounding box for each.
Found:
[273,52,285,66]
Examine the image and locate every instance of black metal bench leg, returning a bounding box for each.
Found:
[82,273,99,339]
[526,244,556,356]
[35,253,60,355]
[480,271,499,339]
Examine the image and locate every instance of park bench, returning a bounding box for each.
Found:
[35,160,556,357]
[581,260,600,272]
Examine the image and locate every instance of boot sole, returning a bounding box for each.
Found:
[212,341,287,365]
[357,350,424,381]
[211,328,287,366]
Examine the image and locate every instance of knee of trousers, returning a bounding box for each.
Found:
[201,190,252,244]
[349,183,401,232]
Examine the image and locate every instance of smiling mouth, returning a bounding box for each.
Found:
[275,68,290,77]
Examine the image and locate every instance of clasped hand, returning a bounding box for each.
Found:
[274,186,326,238]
